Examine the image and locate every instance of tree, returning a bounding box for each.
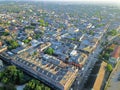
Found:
[4,83,16,90]
[108,30,117,36]
[99,55,103,60]
[0,72,3,79]
[107,64,113,72]
[89,30,94,35]
[106,47,113,53]
[2,32,9,36]
[0,65,24,84]
[96,23,105,28]
[45,87,51,90]
[23,39,31,44]
[34,34,41,39]
[38,19,48,27]
[35,85,42,90]
[7,40,19,50]
[70,38,76,41]
[45,47,54,55]
[103,53,110,60]
[1,77,8,84]
[17,71,24,84]
[0,86,4,90]
[25,26,35,29]
[24,79,50,90]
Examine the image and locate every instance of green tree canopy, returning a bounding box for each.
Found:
[0,65,24,84]
[7,40,19,50]
[2,32,9,36]
[38,19,48,27]
[103,53,110,60]
[107,64,113,72]
[4,83,17,90]
[108,30,117,36]
[23,39,31,44]
[24,79,50,90]
[45,47,54,55]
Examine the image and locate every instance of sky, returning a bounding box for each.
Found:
[1,0,120,4]
[34,0,120,4]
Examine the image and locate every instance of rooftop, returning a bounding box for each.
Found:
[93,61,107,90]
[111,46,120,59]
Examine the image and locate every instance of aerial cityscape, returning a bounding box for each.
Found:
[0,0,120,90]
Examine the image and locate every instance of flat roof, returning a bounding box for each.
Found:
[93,61,107,90]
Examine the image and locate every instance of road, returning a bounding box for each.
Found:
[71,23,110,90]
[78,24,120,90]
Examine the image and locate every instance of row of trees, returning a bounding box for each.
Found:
[2,32,9,36]
[0,65,24,84]
[108,30,117,36]
[0,65,25,90]
[99,46,114,72]
[24,79,50,90]
[96,23,105,28]
[99,47,113,60]
[25,26,35,29]
[0,83,16,90]
[6,40,19,50]
[0,65,50,90]
[23,39,31,44]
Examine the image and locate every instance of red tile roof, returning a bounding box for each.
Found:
[111,46,120,59]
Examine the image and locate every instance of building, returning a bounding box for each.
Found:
[0,42,7,53]
[109,46,120,65]
[9,51,78,90]
[69,51,88,67]
[40,42,51,51]
[92,61,107,90]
